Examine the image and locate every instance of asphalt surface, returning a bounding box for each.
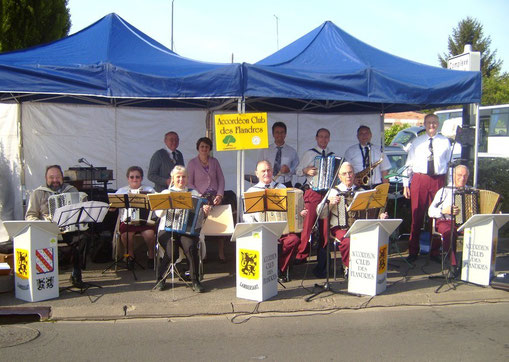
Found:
[1,239,509,322]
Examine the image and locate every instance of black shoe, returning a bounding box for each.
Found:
[147,258,155,269]
[70,275,84,288]
[429,255,442,264]
[406,254,418,263]
[156,278,166,291]
[126,257,135,270]
[448,266,460,280]
[192,280,205,293]
[278,271,288,283]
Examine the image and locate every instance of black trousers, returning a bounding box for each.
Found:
[157,230,199,282]
[62,232,85,279]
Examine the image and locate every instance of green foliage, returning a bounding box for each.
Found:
[476,157,509,213]
[438,17,502,78]
[223,135,236,146]
[482,73,509,106]
[0,0,71,52]
[384,123,410,146]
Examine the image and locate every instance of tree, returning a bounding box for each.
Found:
[0,0,71,53]
[438,17,502,78]
[384,123,410,146]
[482,73,509,105]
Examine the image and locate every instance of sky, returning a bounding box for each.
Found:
[67,0,509,73]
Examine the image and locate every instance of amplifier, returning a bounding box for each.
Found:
[65,167,113,181]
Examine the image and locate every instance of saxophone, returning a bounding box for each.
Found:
[355,157,384,186]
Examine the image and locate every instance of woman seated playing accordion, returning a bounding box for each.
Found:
[115,166,156,270]
[154,165,211,292]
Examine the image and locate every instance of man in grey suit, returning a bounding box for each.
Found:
[148,131,185,192]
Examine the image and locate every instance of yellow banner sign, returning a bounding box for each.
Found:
[214,112,269,151]
[239,248,259,280]
[16,248,29,279]
[378,245,388,274]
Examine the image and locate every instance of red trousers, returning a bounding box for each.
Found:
[409,173,445,256]
[279,233,300,273]
[296,189,327,261]
[331,228,350,267]
[435,219,458,266]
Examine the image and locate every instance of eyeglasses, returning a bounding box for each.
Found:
[129,175,142,179]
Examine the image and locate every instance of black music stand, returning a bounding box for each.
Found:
[305,158,350,302]
[53,201,109,293]
[148,192,194,297]
[102,193,151,280]
[243,189,289,287]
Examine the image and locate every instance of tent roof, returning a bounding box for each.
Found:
[242,21,482,113]
[0,13,242,107]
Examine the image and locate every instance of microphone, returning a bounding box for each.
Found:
[78,158,85,163]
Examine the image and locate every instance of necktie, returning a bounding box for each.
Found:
[172,151,177,163]
[363,146,370,168]
[273,146,282,176]
[428,138,435,176]
[321,150,326,158]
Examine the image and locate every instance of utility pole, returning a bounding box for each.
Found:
[274,15,279,50]
[171,0,175,51]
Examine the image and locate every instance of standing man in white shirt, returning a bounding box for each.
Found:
[294,128,334,264]
[403,114,452,263]
[258,122,299,187]
[148,131,185,192]
[344,125,391,187]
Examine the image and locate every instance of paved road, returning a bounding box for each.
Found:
[1,302,508,361]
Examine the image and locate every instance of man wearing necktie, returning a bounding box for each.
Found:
[344,125,391,187]
[243,160,307,281]
[148,131,185,192]
[316,162,388,278]
[428,165,470,278]
[403,114,452,263]
[258,122,299,188]
[294,128,334,264]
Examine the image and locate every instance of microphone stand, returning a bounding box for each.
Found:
[429,137,459,292]
[305,157,349,302]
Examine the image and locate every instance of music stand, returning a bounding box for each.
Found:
[102,193,151,280]
[243,189,289,288]
[148,192,194,298]
[53,201,109,293]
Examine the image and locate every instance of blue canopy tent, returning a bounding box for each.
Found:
[0,13,242,108]
[242,21,481,113]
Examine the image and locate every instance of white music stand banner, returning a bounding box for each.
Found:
[458,214,509,286]
[3,220,60,302]
[345,219,402,296]
[231,221,286,302]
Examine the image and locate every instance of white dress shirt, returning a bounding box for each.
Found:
[243,181,286,223]
[296,147,334,186]
[428,184,469,221]
[404,134,452,187]
[258,143,299,184]
[343,143,392,184]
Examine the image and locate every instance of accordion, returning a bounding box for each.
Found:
[121,208,157,226]
[329,191,356,229]
[454,188,502,226]
[48,192,89,233]
[263,188,304,234]
[312,155,339,191]
[164,196,207,236]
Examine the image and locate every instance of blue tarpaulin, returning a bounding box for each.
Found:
[243,21,481,113]
[0,13,242,106]
[0,15,481,112]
